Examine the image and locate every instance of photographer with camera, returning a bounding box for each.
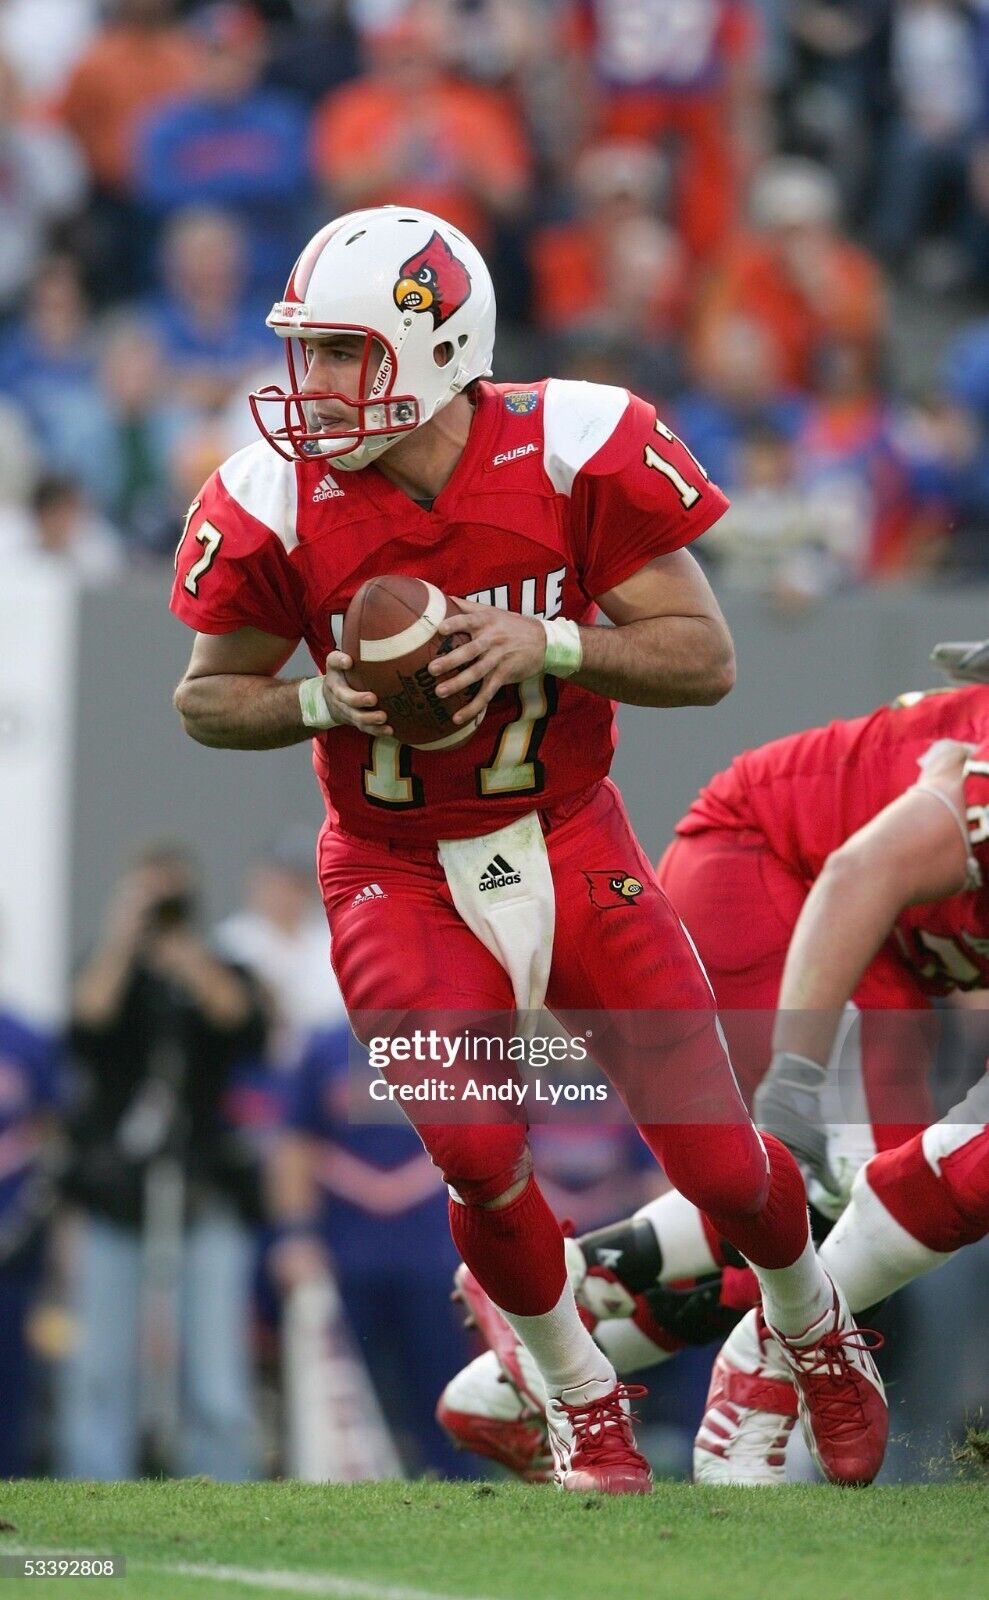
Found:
[56,842,267,1480]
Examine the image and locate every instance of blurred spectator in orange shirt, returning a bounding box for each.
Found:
[59,0,199,195]
[310,4,532,261]
[565,0,768,261]
[697,156,886,392]
[57,1,202,301]
[529,140,688,390]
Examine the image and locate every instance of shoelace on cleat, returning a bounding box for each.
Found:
[783,1326,885,1434]
[561,1383,648,1467]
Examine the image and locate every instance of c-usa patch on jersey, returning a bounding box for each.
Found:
[504,390,540,415]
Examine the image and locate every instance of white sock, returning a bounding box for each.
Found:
[820,1169,955,1312]
[753,1234,834,1339]
[594,1317,678,1376]
[634,1189,719,1281]
[496,1282,617,1401]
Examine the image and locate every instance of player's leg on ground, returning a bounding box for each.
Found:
[547,783,887,1485]
[321,827,649,1491]
[696,1111,989,1484]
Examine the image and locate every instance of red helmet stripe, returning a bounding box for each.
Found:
[287,217,351,303]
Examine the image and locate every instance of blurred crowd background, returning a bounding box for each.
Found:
[2,0,989,597]
[3,0,989,1485]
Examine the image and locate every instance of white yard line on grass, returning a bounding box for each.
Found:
[150,1560,501,1600]
[2,1542,504,1600]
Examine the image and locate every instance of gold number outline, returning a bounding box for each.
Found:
[643,418,708,510]
[476,673,558,798]
[183,519,223,597]
[362,737,425,810]
[358,673,560,809]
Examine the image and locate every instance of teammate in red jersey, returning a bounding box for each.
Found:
[438,653,989,1483]
[171,204,885,1492]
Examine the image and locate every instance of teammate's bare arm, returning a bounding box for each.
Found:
[173,626,391,748]
[773,745,972,1067]
[432,549,735,725]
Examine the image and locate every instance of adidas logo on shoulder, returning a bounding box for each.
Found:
[478,854,521,892]
[352,882,387,907]
[314,472,345,503]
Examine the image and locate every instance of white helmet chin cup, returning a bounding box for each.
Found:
[252,206,496,465]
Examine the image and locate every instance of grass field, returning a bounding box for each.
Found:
[0,1480,986,1600]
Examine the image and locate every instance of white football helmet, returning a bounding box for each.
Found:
[251,206,496,471]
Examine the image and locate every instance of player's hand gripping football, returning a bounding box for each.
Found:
[320,651,394,736]
[430,598,549,725]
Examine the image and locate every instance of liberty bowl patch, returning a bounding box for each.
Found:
[504,390,540,415]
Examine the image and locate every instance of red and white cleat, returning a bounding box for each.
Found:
[770,1277,887,1486]
[436,1350,553,1482]
[546,1382,653,1495]
[693,1308,798,1484]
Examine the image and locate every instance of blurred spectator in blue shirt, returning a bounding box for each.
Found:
[0,1004,63,1476]
[267,1027,473,1477]
[673,314,807,492]
[0,255,112,509]
[133,1,311,294]
[939,314,989,572]
[145,207,271,412]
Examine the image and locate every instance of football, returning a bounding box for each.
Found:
[342,575,485,750]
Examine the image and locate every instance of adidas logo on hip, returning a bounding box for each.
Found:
[478,854,521,892]
[314,472,345,502]
[352,882,387,907]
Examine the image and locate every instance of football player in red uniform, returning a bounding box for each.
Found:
[171,205,885,1492]
[438,652,989,1483]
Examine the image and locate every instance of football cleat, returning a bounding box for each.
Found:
[545,1381,653,1495]
[693,1308,798,1484]
[451,1263,545,1411]
[436,1350,552,1482]
[770,1277,887,1486]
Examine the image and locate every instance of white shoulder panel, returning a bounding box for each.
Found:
[542,379,630,497]
[218,441,300,554]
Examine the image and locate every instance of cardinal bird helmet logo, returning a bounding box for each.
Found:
[584,871,644,909]
[393,231,472,328]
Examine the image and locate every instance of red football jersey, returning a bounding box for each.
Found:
[171,379,726,844]
[678,685,989,994]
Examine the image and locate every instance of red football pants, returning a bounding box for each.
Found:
[319,780,791,1247]
[657,830,936,1147]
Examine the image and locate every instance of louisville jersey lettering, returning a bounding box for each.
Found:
[171,379,726,843]
[678,686,989,995]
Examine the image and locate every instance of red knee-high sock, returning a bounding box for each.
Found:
[449,1175,567,1316]
[703,1132,810,1270]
